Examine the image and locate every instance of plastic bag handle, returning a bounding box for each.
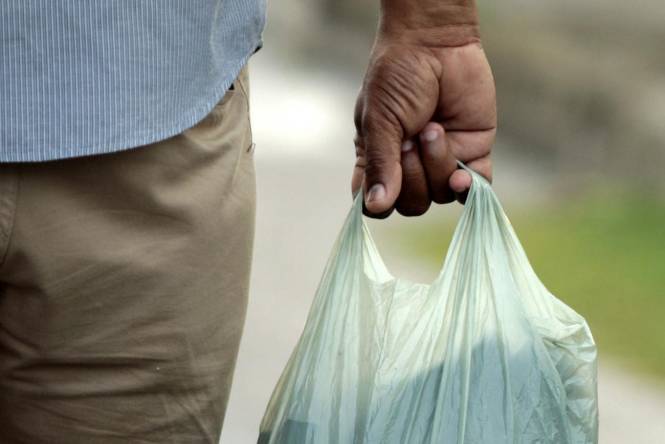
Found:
[353,161,487,213]
[347,161,494,285]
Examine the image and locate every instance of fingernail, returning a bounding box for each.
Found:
[423,130,438,142]
[401,140,414,152]
[366,184,386,204]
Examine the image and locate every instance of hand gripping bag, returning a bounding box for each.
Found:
[259,167,598,444]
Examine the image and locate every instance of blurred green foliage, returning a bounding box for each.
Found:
[395,192,665,379]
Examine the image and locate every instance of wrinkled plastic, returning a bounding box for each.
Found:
[259,166,598,444]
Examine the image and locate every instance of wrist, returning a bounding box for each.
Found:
[379,0,480,47]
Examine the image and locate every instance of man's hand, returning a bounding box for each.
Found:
[352,0,496,217]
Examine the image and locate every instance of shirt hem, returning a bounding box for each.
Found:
[0,41,260,163]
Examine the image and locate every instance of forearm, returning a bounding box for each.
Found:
[379,0,480,47]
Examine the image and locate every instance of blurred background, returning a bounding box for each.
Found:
[221,1,665,443]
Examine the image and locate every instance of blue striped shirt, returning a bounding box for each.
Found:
[0,1,266,162]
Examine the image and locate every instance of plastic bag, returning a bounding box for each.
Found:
[259,166,598,444]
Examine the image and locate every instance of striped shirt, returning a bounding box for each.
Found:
[0,1,266,162]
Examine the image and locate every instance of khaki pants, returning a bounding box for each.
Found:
[0,68,255,443]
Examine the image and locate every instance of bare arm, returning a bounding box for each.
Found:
[353,0,496,217]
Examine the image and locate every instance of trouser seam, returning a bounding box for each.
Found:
[0,166,19,269]
[235,67,254,150]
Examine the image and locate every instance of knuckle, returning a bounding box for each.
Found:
[364,139,400,166]
[396,196,431,217]
[363,206,394,220]
[396,202,430,217]
[364,156,395,180]
[354,96,364,133]
[361,107,397,134]
[431,190,455,204]
[353,135,364,157]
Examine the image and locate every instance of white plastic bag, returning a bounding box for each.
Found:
[259,166,598,443]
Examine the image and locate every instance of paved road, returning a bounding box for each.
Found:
[220,48,665,444]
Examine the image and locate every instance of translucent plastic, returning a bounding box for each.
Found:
[259,167,598,444]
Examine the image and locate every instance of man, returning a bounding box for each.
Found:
[0,0,495,442]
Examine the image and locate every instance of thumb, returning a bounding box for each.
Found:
[362,117,403,216]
